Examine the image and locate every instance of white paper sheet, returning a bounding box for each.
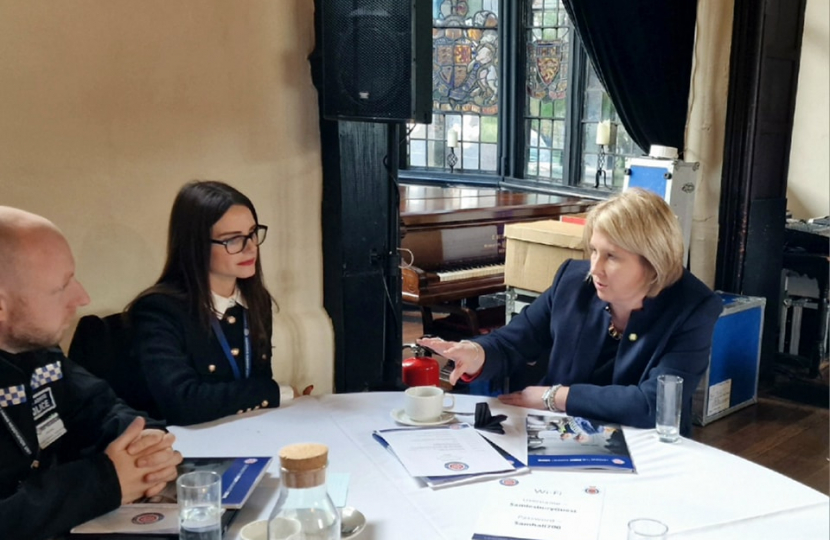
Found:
[472,476,605,540]
[377,423,516,477]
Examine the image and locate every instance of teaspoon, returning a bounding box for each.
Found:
[340,506,366,539]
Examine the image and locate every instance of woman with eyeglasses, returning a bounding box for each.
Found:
[128,180,300,426]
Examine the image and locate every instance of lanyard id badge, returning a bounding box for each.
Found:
[35,412,67,450]
[0,405,41,468]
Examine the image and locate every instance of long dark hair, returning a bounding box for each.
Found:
[130,180,276,362]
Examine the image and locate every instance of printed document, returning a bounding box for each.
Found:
[377,423,516,477]
[472,475,605,540]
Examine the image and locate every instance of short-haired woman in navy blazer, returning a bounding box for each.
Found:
[129,181,301,426]
[420,188,722,436]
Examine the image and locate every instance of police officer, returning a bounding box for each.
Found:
[0,206,183,540]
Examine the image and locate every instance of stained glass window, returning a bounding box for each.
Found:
[524,0,570,183]
[407,0,500,172]
[403,0,633,194]
[581,66,643,189]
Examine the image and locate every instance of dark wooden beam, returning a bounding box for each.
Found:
[717,0,807,379]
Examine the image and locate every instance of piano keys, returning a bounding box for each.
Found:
[402,264,506,305]
[436,264,504,282]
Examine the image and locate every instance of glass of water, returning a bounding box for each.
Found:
[177,470,222,540]
[628,518,669,539]
[656,374,683,443]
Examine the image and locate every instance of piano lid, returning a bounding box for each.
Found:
[399,183,595,272]
[400,184,593,230]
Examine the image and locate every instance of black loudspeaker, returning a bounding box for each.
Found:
[322,0,432,123]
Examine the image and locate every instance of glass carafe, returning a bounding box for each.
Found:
[267,443,340,540]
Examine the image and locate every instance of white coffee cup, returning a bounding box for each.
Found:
[247,517,302,540]
[240,519,267,540]
[242,518,302,540]
[404,386,455,422]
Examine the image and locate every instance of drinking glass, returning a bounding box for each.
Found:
[628,518,669,539]
[177,471,222,540]
[656,374,683,443]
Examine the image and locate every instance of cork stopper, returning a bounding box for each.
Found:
[279,443,328,472]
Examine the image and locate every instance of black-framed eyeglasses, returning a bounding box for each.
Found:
[210,225,268,254]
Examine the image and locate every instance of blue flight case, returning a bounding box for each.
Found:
[692,292,766,426]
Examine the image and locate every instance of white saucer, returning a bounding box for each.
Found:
[391,408,455,427]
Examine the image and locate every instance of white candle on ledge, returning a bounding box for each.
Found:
[595,120,611,146]
[447,129,459,149]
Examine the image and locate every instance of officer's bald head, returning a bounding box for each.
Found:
[0,207,89,353]
[0,207,64,291]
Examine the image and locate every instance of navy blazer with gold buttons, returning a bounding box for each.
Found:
[475,259,722,436]
[131,293,282,426]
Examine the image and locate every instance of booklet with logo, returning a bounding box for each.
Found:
[472,475,606,540]
[374,427,529,489]
[526,414,635,472]
[373,423,529,489]
[70,456,272,537]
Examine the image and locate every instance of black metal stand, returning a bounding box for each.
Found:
[594,144,608,188]
[447,147,458,173]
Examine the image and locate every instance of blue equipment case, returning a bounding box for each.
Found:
[624,157,698,265]
[692,292,766,426]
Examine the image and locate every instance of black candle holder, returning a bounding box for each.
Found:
[447,147,458,173]
[595,144,608,188]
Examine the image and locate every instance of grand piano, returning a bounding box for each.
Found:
[400,184,595,337]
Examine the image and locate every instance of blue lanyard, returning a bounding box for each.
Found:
[210,310,251,380]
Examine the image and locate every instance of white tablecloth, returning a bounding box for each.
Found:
[170,392,829,539]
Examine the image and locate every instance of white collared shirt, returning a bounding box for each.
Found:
[211,289,247,319]
[210,289,293,404]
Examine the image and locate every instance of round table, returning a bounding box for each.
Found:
[169,392,829,540]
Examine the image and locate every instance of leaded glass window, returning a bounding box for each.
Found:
[407,0,500,172]
[402,0,636,195]
[581,66,643,189]
[525,0,570,183]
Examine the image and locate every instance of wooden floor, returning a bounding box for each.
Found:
[402,311,829,496]
[692,392,829,496]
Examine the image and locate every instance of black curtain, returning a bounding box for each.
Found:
[562,0,698,154]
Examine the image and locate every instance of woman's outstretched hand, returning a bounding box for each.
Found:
[416,337,485,385]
